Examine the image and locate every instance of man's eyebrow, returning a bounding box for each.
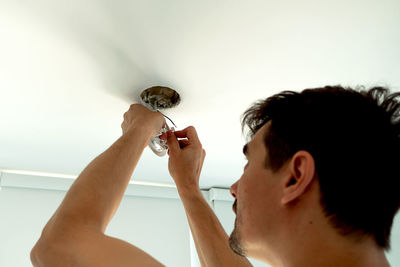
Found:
[243,143,249,157]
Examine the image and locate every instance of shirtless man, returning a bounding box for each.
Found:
[31,85,399,266]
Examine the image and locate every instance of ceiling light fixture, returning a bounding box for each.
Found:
[139,86,181,157]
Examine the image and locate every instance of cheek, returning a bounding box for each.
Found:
[240,176,276,227]
[238,197,268,246]
[238,179,265,231]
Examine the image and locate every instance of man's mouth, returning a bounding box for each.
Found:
[232,200,237,215]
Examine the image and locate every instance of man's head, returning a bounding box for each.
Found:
[229,85,400,261]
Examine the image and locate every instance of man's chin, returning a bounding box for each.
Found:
[229,224,247,257]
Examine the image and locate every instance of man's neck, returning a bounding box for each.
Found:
[275,213,391,267]
[286,238,390,267]
[266,183,392,267]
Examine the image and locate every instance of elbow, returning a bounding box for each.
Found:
[30,234,62,267]
[31,222,55,266]
[30,238,46,267]
[31,220,83,266]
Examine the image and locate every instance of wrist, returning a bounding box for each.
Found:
[177,185,203,200]
[122,126,153,151]
[124,125,153,139]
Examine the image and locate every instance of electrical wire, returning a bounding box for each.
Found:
[158,110,177,128]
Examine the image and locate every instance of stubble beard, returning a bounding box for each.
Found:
[229,215,247,257]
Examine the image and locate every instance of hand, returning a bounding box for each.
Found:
[166,126,206,191]
[121,104,166,137]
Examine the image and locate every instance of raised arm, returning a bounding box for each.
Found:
[166,127,252,267]
[31,104,166,267]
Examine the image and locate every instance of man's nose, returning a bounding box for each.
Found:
[230,180,239,199]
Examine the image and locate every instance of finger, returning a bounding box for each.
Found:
[178,139,190,148]
[167,131,179,153]
[199,149,206,170]
[159,132,167,140]
[173,126,201,146]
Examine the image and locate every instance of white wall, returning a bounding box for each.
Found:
[0,172,191,267]
[1,174,399,267]
[389,212,400,267]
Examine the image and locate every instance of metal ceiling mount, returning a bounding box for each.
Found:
[139,86,181,111]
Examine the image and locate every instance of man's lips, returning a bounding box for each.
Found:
[233,200,237,215]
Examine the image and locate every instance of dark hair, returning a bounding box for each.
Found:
[240,85,400,250]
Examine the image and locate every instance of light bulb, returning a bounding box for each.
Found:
[149,122,175,157]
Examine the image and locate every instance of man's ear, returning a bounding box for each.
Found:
[281,150,315,205]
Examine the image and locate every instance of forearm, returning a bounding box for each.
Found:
[41,126,152,236]
[178,188,252,267]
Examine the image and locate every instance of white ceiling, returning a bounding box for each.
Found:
[1,0,399,189]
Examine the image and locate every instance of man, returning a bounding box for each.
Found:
[31,85,399,266]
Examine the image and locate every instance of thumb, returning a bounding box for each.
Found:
[167,131,179,153]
